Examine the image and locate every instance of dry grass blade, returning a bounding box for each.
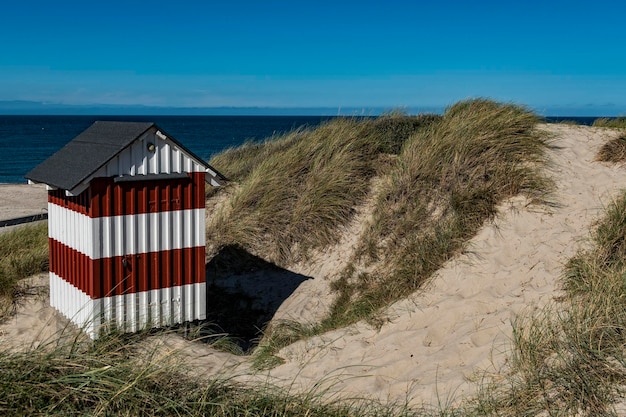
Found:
[596,135,626,164]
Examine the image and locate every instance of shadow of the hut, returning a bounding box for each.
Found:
[200,245,311,351]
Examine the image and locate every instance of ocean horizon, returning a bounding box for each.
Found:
[0,114,606,184]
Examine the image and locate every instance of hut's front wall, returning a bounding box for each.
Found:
[48,136,208,338]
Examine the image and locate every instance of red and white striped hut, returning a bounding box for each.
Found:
[25,121,224,338]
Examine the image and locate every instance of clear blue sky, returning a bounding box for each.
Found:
[2,0,625,115]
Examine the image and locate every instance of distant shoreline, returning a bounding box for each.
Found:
[0,100,624,118]
[0,113,616,124]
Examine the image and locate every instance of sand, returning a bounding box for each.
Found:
[1,124,625,408]
[0,183,48,221]
[0,273,79,351]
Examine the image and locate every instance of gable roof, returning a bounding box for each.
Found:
[25,121,223,192]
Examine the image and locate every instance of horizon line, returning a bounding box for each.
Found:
[0,100,623,117]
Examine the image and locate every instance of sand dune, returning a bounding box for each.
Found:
[1,124,625,408]
[231,124,625,406]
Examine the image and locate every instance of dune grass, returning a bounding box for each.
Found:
[206,99,552,363]
[0,222,48,321]
[208,129,307,183]
[325,99,552,327]
[206,114,438,265]
[206,118,375,264]
[0,328,430,416]
[596,135,626,164]
[593,117,626,129]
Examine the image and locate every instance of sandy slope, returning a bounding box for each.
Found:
[0,273,80,351]
[1,124,625,408]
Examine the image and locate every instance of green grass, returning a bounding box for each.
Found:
[0,222,48,321]
[593,117,626,129]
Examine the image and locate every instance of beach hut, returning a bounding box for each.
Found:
[25,121,224,338]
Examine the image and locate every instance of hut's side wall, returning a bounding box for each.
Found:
[48,189,101,336]
[48,132,208,338]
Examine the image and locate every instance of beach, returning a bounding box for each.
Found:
[1,123,625,408]
[0,183,47,228]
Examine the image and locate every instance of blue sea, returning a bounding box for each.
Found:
[0,115,335,184]
[0,115,601,184]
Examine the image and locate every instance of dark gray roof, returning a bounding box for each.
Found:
[25,121,214,191]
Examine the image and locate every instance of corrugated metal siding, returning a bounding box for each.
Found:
[49,239,205,298]
[48,188,90,216]
[50,271,204,336]
[50,271,99,336]
[89,172,205,217]
[49,206,205,259]
[48,139,208,338]
[97,282,205,331]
